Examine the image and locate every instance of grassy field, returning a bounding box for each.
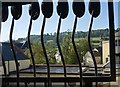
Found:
[91,37,101,41]
[47,37,102,47]
[74,37,101,47]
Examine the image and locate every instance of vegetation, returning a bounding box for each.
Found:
[18,29,110,64]
[25,41,57,64]
[25,31,89,64]
[16,28,109,44]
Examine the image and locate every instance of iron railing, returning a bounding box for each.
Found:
[1,0,116,87]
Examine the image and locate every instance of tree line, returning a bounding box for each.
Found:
[25,31,89,64]
[16,28,109,44]
[17,29,110,64]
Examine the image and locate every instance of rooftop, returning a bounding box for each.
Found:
[1,42,29,61]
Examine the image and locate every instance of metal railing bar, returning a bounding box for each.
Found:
[2,2,32,6]
[1,1,116,86]
[41,17,51,87]
[27,17,36,87]
[2,55,7,77]
[2,55,7,87]
[72,16,83,87]
[2,76,112,82]
[9,18,19,87]
[88,12,98,87]
[56,16,67,87]
[108,1,116,80]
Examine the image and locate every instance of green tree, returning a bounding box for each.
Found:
[25,42,46,64]
[61,31,89,64]
[46,41,57,64]
[77,38,89,62]
[61,31,73,64]
[25,41,57,64]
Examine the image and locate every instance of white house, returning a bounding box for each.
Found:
[55,51,61,64]
[1,42,30,75]
[83,48,102,66]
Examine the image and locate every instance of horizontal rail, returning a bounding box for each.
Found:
[2,2,32,6]
[1,1,116,86]
[2,76,112,82]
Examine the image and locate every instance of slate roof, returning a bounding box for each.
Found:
[14,41,28,49]
[1,42,29,61]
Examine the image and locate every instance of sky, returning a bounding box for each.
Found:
[1,0,119,42]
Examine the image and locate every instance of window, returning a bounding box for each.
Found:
[115,40,117,46]
[106,58,108,63]
[118,40,120,46]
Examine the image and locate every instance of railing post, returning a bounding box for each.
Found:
[83,81,92,87]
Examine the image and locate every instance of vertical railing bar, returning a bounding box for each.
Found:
[108,1,116,80]
[56,16,67,87]
[41,17,50,87]
[88,12,98,87]
[9,18,19,87]
[27,17,36,87]
[72,16,82,87]
[2,54,7,87]
[2,55,7,77]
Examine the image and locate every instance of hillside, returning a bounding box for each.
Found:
[16,29,109,44]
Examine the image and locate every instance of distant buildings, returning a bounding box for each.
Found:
[1,42,30,75]
[55,51,61,64]
[102,40,110,64]
[102,28,120,64]
[115,28,120,64]
[83,48,102,66]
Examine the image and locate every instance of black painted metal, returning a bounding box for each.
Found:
[108,1,116,81]
[27,2,40,87]
[72,16,83,87]
[2,55,6,77]
[56,16,67,87]
[2,5,8,22]
[88,13,98,87]
[9,18,20,87]
[27,17,36,87]
[72,1,85,86]
[2,76,112,83]
[88,1,101,86]
[2,2,32,6]
[2,4,8,87]
[41,1,53,87]
[56,1,69,86]
[41,17,51,87]
[2,55,7,87]
[1,0,116,87]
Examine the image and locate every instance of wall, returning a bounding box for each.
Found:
[4,59,30,75]
[102,41,110,64]
[115,29,120,64]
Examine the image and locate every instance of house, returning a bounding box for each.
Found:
[55,51,61,64]
[1,42,30,75]
[102,40,110,64]
[83,47,102,66]
[102,28,120,64]
[115,28,120,64]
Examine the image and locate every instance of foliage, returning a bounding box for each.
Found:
[25,31,89,64]
[16,29,109,44]
[25,42,46,64]
[61,32,74,64]
[46,41,57,64]
[25,41,57,64]
[61,32,89,64]
[77,38,89,62]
